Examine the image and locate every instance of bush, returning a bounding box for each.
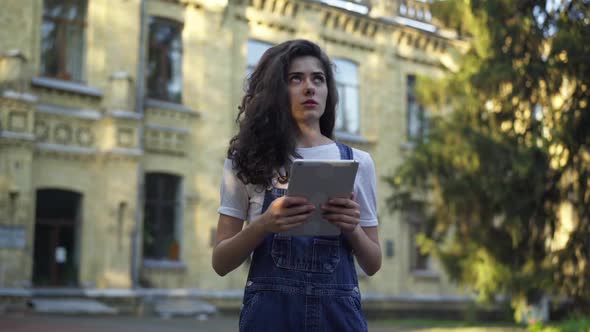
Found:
[528,318,590,332]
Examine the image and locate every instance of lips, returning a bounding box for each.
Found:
[302,100,318,106]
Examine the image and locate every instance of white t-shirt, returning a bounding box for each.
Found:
[218,143,378,227]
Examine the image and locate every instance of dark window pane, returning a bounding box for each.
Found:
[41,20,60,78]
[385,239,394,258]
[161,206,175,233]
[44,0,87,20]
[145,175,159,200]
[43,0,65,17]
[65,0,87,20]
[162,176,179,197]
[143,173,181,260]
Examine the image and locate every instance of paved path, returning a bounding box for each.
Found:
[0,312,419,332]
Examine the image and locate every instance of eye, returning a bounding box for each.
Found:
[313,75,325,84]
[289,75,302,83]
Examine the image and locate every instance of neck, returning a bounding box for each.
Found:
[295,123,332,148]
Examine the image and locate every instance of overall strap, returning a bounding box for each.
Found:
[335,141,354,160]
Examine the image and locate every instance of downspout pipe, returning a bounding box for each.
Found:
[131,0,147,289]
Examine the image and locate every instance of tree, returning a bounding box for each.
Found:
[387,0,590,319]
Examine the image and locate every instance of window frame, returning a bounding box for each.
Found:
[405,200,433,273]
[406,74,426,141]
[146,16,184,104]
[333,58,361,135]
[142,172,183,262]
[409,220,430,271]
[40,0,88,82]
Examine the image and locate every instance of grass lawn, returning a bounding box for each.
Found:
[368,319,526,332]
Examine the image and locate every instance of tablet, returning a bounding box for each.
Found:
[280,159,359,236]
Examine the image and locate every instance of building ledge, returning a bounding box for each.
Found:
[146,123,190,135]
[104,147,143,157]
[0,131,35,141]
[2,90,38,103]
[143,259,187,271]
[145,99,200,117]
[32,77,103,98]
[37,103,102,120]
[335,131,374,145]
[37,142,98,155]
[107,110,143,120]
[411,269,441,281]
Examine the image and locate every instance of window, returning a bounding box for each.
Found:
[146,17,183,103]
[385,239,395,258]
[407,75,426,140]
[410,221,431,271]
[41,0,87,81]
[143,173,182,261]
[245,40,272,79]
[406,201,432,272]
[333,59,360,134]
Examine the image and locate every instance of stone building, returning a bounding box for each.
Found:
[0,0,471,313]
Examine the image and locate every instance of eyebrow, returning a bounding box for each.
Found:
[288,71,326,76]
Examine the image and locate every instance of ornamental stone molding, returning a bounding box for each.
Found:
[144,124,189,156]
[8,111,28,132]
[34,120,49,142]
[76,127,95,147]
[117,127,136,148]
[53,123,73,145]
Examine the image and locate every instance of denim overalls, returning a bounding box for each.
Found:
[239,142,368,332]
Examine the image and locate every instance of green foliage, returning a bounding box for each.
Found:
[387,0,590,316]
[528,317,590,332]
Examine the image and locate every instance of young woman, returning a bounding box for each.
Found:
[213,39,381,331]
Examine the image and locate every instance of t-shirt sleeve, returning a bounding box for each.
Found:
[218,158,248,221]
[354,151,379,227]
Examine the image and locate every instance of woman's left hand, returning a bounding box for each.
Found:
[321,192,360,234]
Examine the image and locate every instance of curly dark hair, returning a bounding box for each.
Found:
[228,39,338,189]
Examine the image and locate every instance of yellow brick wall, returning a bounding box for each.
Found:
[0,0,463,299]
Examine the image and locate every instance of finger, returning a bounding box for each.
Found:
[321,205,360,217]
[281,204,315,218]
[282,195,311,207]
[321,199,360,210]
[350,192,356,201]
[325,198,359,208]
[280,213,313,225]
[323,213,360,225]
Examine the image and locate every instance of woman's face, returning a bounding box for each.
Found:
[287,56,328,127]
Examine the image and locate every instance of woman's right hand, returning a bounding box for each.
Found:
[260,196,315,233]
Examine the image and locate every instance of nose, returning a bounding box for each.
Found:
[304,78,315,96]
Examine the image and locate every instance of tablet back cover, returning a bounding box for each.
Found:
[281,159,358,237]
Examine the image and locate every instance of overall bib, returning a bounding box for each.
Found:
[239,142,368,332]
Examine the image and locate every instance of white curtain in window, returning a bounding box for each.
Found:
[168,37,183,102]
[66,23,85,81]
[333,58,360,134]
